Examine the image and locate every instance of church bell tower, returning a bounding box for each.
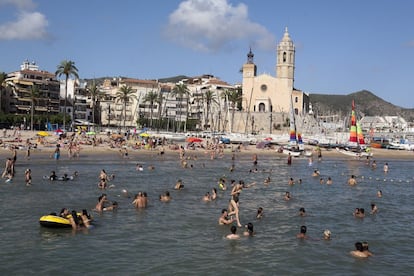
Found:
[276,27,295,81]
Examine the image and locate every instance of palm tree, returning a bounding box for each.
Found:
[0,72,7,113]
[55,60,79,131]
[87,80,103,127]
[155,91,164,132]
[143,90,158,128]
[171,83,190,132]
[203,89,218,131]
[223,89,242,133]
[115,85,137,130]
[29,84,40,131]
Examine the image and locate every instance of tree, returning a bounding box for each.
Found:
[29,85,40,130]
[55,60,79,131]
[0,72,7,113]
[155,91,164,131]
[143,90,158,128]
[87,80,104,127]
[223,89,242,133]
[171,83,190,132]
[203,89,218,131]
[115,85,137,130]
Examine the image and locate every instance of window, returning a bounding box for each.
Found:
[259,103,265,112]
[260,84,267,92]
[295,97,298,103]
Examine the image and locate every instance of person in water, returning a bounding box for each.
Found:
[60,208,69,218]
[49,171,57,181]
[226,225,240,240]
[243,222,255,237]
[348,175,357,186]
[174,179,184,190]
[296,225,307,239]
[94,194,108,212]
[256,207,264,219]
[103,201,118,211]
[350,242,370,258]
[218,209,234,225]
[323,229,331,240]
[159,191,171,202]
[25,168,32,186]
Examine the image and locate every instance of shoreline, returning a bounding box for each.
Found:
[0,130,413,160]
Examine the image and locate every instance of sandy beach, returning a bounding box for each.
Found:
[0,129,413,161]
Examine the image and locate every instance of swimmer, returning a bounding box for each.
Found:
[323,229,331,240]
[284,191,291,201]
[226,225,240,240]
[312,169,320,177]
[103,201,118,211]
[211,188,217,200]
[243,222,255,237]
[350,242,370,258]
[299,207,306,217]
[326,177,333,185]
[202,192,212,202]
[353,208,365,218]
[218,209,234,225]
[136,164,144,171]
[370,203,378,214]
[377,190,383,198]
[174,179,184,190]
[348,175,357,186]
[49,171,57,181]
[383,162,389,174]
[256,207,264,219]
[25,168,32,186]
[159,191,171,202]
[362,241,373,256]
[296,225,307,239]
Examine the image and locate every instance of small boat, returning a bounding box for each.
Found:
[337,100,372,158]
[281,94,311,157]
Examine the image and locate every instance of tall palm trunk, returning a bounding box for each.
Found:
[30,99,34,130]
[63,77,68,130]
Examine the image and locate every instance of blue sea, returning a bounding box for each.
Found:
[0,149,413,275]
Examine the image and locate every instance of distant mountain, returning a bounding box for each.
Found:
[309,90,414,121]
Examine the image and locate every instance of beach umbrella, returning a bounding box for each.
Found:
[186,137,203,143]
[37,131,49,137]
[139,132,150,137]
[86,131,96,135]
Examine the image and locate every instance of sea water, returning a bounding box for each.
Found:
[0,151,413,275]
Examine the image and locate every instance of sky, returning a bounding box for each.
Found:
[0,0,413,108]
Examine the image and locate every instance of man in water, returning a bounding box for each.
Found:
[348,175,357,186]
[296,225,308,239]
[218,209,234,225]
[226,225,240,240]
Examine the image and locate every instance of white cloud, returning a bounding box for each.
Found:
[164,0,275,53]
[0,0,48,40]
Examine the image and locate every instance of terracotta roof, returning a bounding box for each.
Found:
[20,69,56,78]
[120,78,158,86]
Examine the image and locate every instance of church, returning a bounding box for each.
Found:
[242,28,309,116]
